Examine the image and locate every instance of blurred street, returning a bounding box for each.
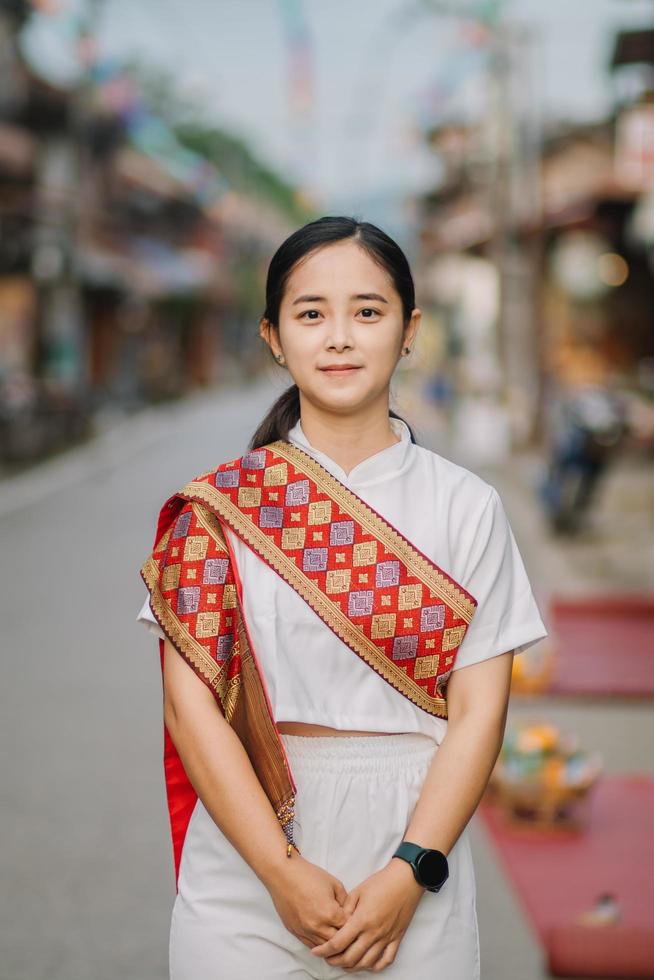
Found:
[3,2,654,978]
[463,424,654,980]
[1,380,652,980]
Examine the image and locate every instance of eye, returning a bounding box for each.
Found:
[299,309,321,320]
[358,308,381,319]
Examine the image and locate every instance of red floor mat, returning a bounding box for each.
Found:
[477,774,654,946]
[545,596,654,697]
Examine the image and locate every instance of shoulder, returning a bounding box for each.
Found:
[411,443,497,513]
[180,445,275,491]
[408,445,507,576]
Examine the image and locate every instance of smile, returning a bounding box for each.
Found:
[320,367,362,374]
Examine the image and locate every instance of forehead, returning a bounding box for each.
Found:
[284,241,394,297]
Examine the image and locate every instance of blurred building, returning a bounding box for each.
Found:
[0,2,300,466]
[416,25,654,453]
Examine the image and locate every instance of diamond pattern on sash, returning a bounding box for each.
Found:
[175,441,477,712]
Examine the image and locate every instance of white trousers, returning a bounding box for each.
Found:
[169,731,480,979]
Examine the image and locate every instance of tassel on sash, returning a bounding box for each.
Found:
[141,494,298,887]
[140,438,477,885]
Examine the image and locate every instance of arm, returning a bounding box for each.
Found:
[162,637,292,886]
[399,647,514,859]
[309,650,515,972]
[161,639,351,945]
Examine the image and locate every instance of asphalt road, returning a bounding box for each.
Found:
[1,377,651,980]
[0,381,283,980]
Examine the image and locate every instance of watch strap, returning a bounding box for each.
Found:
[392,840,449,892]
[393,841,424,864]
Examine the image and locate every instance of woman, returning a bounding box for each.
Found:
[136,216,547,979]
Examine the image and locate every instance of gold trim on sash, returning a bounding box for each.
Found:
[141,552,236,714]
[184,479,447,712]
[175,441,475,718]
[271,441,475,623]
[141,501,297,845]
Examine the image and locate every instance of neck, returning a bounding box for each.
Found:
[297,400,401,477]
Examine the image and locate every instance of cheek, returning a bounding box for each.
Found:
[282,321,403,369]
[285,333,320,368]
[360,330,403,364]
[281,321,318,348]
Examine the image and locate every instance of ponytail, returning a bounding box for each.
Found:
[248,383,418,450]
[248,384,301,450]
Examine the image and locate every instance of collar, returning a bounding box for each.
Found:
[285,416,413,487]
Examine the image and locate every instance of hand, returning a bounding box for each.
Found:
[266,853,353,949]
[309,858,425,972]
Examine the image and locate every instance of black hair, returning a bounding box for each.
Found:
[248,215,418,450]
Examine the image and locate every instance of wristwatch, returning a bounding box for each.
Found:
[391,841,449,893]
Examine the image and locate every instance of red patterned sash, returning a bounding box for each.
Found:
[140,439,477,887]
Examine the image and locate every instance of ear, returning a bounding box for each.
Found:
[260,317,284,361]
[259,317,271,344]
[404,308,422,348]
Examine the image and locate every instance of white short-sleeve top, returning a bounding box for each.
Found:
[136,416,547,743]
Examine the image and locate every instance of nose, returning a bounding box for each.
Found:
[325,316,354,351]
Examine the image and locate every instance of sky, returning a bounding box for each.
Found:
[22,0,654,239]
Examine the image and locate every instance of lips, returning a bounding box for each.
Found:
[320,365,361,372]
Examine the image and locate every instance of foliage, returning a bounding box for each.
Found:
[124,60,316,223]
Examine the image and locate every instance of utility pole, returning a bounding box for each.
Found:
[420,0,542,448]
[486,16,543,445]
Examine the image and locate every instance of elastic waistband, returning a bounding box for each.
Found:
[279,731,438,776]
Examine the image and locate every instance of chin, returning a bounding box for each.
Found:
[311,390,370,415]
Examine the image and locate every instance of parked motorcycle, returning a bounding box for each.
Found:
[540,385,628,535]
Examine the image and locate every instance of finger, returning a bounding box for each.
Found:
[303,925,338,947]
[313,924,338,943]
[324,933,377,970]
[331,896,355,928]
[332,905,349,929]
[371,939,400,972]
[342,891,359,916]
[310,920,362,957]
[342,937,388,972]
[333,880,349,904]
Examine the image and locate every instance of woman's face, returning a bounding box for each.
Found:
[261,240,421,416]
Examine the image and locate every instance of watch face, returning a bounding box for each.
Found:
[416,849,449,888]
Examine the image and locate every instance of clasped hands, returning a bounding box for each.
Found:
[269,854,425,974]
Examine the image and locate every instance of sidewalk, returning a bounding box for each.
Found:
[407,398,654,979]
[0,378,267,519]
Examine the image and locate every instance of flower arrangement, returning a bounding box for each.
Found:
[510,639,556,694]
[488,719,603,827]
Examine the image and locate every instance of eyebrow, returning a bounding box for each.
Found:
[291,292,389,306]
